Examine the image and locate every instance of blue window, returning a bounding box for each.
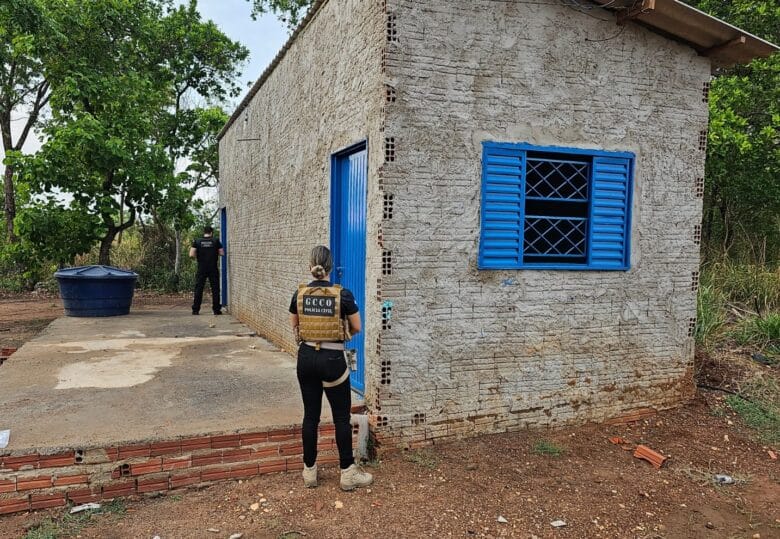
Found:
[479,142,634,270]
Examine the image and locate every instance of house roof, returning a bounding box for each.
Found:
[218,0,778,140]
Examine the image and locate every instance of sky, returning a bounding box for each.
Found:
[3,0,289,157]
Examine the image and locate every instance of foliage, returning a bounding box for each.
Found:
[702,261,780,314]
[247,0,313,28]
[733,314,780,355]
[532,440,564,457]
[726,376,780,443]
[685,0,780,263]
[695,284,727,347]
[402,448,439,469]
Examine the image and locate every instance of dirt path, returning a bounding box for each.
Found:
[0,295,778,538]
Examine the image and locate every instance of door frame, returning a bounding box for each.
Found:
[220,207,228,307]
[329,139,368,394]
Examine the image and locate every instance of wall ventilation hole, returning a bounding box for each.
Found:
[376,278,382,301]
[702,81,711,103]
[387,13,398,42]
[699,130,708,152]
[376,334,382,355]
[385,137,396,162]
[74,449,85,465]
[694,224,702,246]
[412,413,426,426]
[381,300,394,331]
[382,250,392,276]
[384,193,394,219]
[695,177,704,198]
[691,271,700,293]
[119,463,131,477]
[381,360,391,385]
[386,85,396,103]
[376,416,389,428]
[688,317,697,338]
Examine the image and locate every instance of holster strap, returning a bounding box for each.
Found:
[304,341,345,351]
[322,368,350,388]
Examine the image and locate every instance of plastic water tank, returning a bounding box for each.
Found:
[54,265,138,317]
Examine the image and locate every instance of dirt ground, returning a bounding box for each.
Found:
[0,295,778,539]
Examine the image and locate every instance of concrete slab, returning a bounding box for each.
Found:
[0,309,320,453]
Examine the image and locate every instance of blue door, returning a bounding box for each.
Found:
[330,142,368,394]
[220,207,228,307]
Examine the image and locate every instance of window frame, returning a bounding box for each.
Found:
[478,141,635,271]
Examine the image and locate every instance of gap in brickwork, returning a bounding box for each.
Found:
[386,14,398,42]
[702,81,711,103]
[691,271,700,292]
[382,303,392,330]
[384,193,394,219]
[376,416,388,427]
[380,359,391,385]
[376,334,382,355]
[382,250,392,275]
[385,137,395,162]
[695,177,704,198]
[386,85,396,103]
[694,224,702,246]
[412,413,426,426]
[699,130,708,152]
[688,317,697,338]
[376,277,382,301]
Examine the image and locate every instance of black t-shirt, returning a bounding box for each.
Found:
[192,237,222,271]
[289,280,359,317]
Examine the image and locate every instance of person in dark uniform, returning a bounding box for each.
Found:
[189,225,224,315]
[289,245,373,491]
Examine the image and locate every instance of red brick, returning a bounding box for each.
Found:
[317,440,334,451]
[150,441,181,457]
[111,468,122,480]
[180,436,211,452]
[210,435,240,449]
[239,432,268,446]
[118,443,151,459]
[318,455,340,465]
[162,456,191,471]
[191,452,223,467]
[67,488,101,504]
[105,447,120,461]
[137,476,169,493]
[250,446,280,460]
[201,467,232,482]
[319,424,336,435]
[30,493,66,510]
[278,443,304,456]
[53,474,89,487]
[221,449,252,463]
[170,471,201,489]
[286,458,305,471]
[0,479,15,493]
[130,457,162,476]
[0,496,30,515]
[268,429,298,442]
[228,463,258,479]
[102,481,137,498]
[1,454,38,470]
[258,460,287,474]
[38,452,75,468]
[17,476,52,491]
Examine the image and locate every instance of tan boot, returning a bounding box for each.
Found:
[340,463,373,491]
[302,463,318,488]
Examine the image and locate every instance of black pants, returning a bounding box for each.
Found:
[192,269,220,313]
[297,343,354,470]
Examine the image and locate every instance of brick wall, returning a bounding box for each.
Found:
[372,0,709,444]
[218,0,386,354]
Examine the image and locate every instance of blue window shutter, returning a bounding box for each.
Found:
[479,144,525,269]
[589,156,632,269]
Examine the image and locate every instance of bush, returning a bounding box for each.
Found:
[702,261,780,314]
[695,284,727,347]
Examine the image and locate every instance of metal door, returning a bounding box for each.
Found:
[330,142,368,394]
[220,207,228,307]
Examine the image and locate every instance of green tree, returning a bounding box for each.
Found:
[246,0,313,28]
[686,0,780,263]
[0,0,54,242]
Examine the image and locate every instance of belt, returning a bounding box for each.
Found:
[304,341,345,351]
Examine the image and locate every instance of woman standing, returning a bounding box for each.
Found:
[289,245,373,491]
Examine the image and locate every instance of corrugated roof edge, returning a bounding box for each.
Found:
[218,0,329,141]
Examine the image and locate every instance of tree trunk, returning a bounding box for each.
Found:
[3,164,17,242]
[98,230,116,266]
[174,229,182,275]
